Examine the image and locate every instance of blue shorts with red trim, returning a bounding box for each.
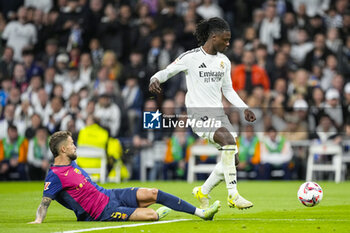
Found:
[98,187,139,221]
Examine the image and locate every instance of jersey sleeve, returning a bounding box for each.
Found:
[150,52,189,83]
[43,170,62,199]
[221,59,248,109]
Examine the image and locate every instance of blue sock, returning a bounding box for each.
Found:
[156,190,196,215]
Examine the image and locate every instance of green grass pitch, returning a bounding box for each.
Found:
[0,181,349,233]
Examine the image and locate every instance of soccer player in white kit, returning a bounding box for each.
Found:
[149,17,256,209]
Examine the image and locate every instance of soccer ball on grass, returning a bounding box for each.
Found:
[297,182,323,207]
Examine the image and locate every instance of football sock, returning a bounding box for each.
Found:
[221,145,238,197]
[156,190,196,214]
[201,161,224,195]
[194,208,205,218]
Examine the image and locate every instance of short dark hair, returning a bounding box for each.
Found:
[194,17,230,46]
[49,131,72,158]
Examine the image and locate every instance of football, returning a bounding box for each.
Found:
[297,182,323,207]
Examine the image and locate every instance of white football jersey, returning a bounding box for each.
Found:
[151,47,248,109]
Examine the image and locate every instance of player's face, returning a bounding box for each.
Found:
[65,136,77,161]
[213,31,231,53]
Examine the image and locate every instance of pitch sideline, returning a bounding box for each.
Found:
[57,219,192,233]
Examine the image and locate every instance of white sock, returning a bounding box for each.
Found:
[201,161,224,195]
[194,208,205,218]
[221,145,238,197]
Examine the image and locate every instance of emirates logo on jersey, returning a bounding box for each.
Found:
[44,182,51,191]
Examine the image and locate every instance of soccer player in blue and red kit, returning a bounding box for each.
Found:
[29,131,220,223]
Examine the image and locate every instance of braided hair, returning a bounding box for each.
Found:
[194,17,230,46]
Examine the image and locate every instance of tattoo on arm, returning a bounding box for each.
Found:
[35,197,52,223]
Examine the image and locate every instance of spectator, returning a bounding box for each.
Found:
[0,124,28,180]
[163,126,195,180]
[266,51,289,87]
[2,6,37,62]
[236,125,260,177]
[27,126,52,180]
[0,78,11,107]
[85,0,104,41]
[24,0,53,13]
[231,50,270,95]
[62,66,84,100]
[79,53,94,86]
[147,35,162,75]
[37,39,59,69]
[258,2,281,54]
[21,74,42,105]
[306,14,326,38]
[343,83,350,129]
[157,0,183,33]
[291,28,314,65]
[324,7,343,28]
[226,38,245,65]
[326,27,342,53]
[122,76,143,136]
[14,99,33,131]
[260,126,294,180]
[292,0,330,18]
[308,87,325,132]
[0,47,16,81]
[320,54,338,90]
[117,4,137,62]
[324,88,343,129]
[98,4,122,57]
[25,113,42,139]
[254,43,268,70]
[196,0,223,20]
[54,0,86,49]
[77,115,126,181]
[89,38,104,68]
[337,35,350,77]
[43,96,66,133]
[339,13,350,42]
[94,94,121,137]
[12,63,29,93]
[281,12,299,44]
[309,113,341,144]
[0,103,26,139]
[121,50,148,94]
[159,29,185,99]
[101,51,123,83]
[43,67,55,96]
[54,53,69,84]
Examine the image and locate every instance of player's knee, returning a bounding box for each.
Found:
[151,188,158,200]
[147,210,159,221]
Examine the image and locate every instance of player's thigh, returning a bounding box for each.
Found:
[111,188,139,208]
[136,188,158,207]
[129,208,158,221]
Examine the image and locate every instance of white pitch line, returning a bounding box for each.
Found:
[224,218,350,222]
[58,219,192,233]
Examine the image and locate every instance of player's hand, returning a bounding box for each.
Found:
[149,78,162,94]
[244,109,256,122]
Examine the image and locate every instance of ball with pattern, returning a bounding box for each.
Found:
[297,182,323,207]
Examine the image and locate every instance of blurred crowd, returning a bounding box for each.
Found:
[0,0,350,181]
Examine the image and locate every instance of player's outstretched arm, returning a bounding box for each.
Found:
[149,78,162,94]
[28,197,52,224]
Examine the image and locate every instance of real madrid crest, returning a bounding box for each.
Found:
[220,61,224,69]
